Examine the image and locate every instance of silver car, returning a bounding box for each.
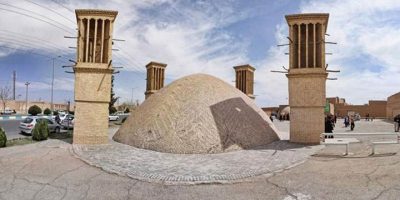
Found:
[19,117,61,134]
[61,115,74,129]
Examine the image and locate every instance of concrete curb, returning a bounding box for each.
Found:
[0,115,52,121]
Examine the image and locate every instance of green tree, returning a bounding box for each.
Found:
[124,108,130,113]
[28,105,42,116]
[32,120,49,141]
[43,108,51,115]
[0,127,6,147]
[109,75,119,114]
[0,86,11,114]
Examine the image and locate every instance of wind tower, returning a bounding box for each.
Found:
[285,13,329,144]
[234,64,255,99]
[145,61,167,99]
[73,9,118,144]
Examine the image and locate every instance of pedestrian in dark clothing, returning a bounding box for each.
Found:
[394,114,400,132]
[344,116,349,127]
[330,115,335,128]
[55,115,61,124]
[350,116,355,131]
[270,115,274,122]
[325,116,334,138]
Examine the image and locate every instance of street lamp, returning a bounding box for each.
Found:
[25,82,30,114]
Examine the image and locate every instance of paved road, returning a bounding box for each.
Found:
[1,120,400,199]
[0,116,129,140]
[0,119,28,140]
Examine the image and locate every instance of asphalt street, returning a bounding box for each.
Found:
[0,115,129,140]
[0,119,28,140]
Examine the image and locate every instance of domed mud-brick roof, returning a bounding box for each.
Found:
[280,106,290,116]
[113,74,279,154]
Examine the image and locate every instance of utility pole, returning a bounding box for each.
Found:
[51,56,61,114]
[131,88,134,105]
[25,82,30,114]
[51,58,54,112]
[67,100,70,113]
[13,71,16,100]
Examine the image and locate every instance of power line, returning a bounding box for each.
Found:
[0,41,70,64]
[0,32,72,54]
[0,36,66,57]
[115,49,147,72]
[0,7,74,34]
[113,52,146,73]
[50,0,74,14]
[24,0,76,25]
[112,43,147,72]
[0,45,53,59]
[0,2,74,33]
[1,2,148,77]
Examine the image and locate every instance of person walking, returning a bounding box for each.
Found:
[344,115,349,128]
[325,116,334,138]
[55,114,61,125]
[350,116,355,131]
[394,114,400,132]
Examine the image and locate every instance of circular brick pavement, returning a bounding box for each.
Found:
[72,141,322,185]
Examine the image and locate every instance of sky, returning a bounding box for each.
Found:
[0,0,400,107]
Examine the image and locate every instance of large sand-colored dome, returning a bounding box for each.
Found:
[113,74,279,154]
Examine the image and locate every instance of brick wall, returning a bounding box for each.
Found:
[387,92,400,119]
[0,100,72,114]
[334,100,387,118]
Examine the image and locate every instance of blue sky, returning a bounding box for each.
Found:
[0,0,400,107]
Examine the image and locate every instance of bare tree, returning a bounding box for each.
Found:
[0,86,11,113]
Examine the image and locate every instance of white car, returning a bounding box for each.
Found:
[19,116,61,134]
[59,114,73,123]
[109,115,120,121]
[61,115,74,129]
[58,111,67,115]
[1,108,14,115]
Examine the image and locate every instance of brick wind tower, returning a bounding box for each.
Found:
[145,61,167,99]
[73,9,118,144]
[234,64,255,99]
[285,13,329,144]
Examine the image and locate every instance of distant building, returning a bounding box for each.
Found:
[0,100,73,114]
[328,97,386,118]
[387,92,400,120]
[262,107,279,116]
[264,97,388,119]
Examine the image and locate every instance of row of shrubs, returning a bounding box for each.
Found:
[0,120,49,148]
[28,105,51,116]
[27,105,73,116]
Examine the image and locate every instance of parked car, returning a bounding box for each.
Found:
[58,110,67,115]
[1,108,14,115]
[59,114,74,123]
[19,117,61,134]
[109,114,120,121]
[61,115,74,129]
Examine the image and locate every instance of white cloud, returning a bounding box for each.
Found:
[3,0,400,107]
[16,77,74,92]
[0,0,250,104]
[301,0,400,104]
[112,0,250,81]
[256,0,400,106]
